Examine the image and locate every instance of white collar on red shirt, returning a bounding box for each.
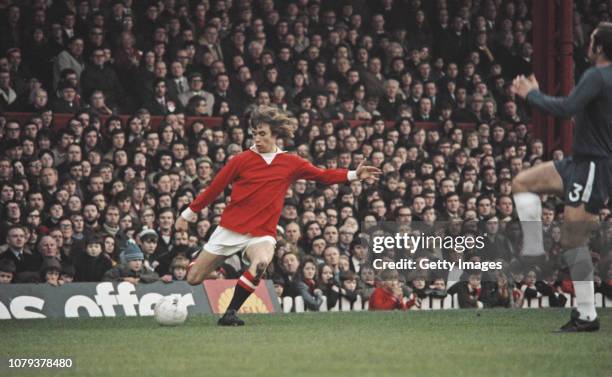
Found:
[250,145,286,165]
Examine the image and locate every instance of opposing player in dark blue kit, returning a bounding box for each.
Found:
[511,23,612,332]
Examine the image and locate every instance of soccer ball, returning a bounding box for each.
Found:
[154,296,188,326]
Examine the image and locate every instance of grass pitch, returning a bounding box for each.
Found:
[1,309,610,377]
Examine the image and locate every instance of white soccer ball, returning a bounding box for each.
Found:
[154,296,188,326]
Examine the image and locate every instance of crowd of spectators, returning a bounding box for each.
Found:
[0,0,611,311]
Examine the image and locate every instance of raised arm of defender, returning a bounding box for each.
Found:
[513,69,603,117]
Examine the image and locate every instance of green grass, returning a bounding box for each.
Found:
[1,309,611,377]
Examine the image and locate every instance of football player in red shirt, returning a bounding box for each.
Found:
[175,106,382,325]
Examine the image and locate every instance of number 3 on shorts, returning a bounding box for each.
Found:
[568,182,584,202]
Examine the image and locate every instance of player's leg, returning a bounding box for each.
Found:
[186,249,226,285]
[512,161,564,256]
[218,238,275,326]
[188,225,244,285]
[558,203,600,331]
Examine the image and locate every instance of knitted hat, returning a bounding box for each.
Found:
[138,227,158,241]
[121,240,144,262]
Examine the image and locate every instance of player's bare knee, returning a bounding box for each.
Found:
[256,261,268,273]
[247,244,274,266]
[260,252,274,266]
[249,256,269,269]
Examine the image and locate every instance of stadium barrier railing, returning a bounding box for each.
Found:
[279,293,611,313]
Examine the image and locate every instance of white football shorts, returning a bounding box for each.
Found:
[203,226,276,264]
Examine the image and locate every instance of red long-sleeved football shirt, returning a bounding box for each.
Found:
[187,149,351,237]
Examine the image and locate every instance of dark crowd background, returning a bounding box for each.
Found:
[0,0,611,310]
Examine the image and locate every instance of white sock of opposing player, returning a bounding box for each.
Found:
[513,192,545,256]
[574,281,597,321]
[567,246,597,321]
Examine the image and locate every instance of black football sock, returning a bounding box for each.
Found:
[226,270,257,312]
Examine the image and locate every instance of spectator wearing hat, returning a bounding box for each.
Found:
[73,235,112,282]
[192,157,214,188]
[0,258,16,284]
[178,71,214,114]
[137,227,162,273]
[103,240,159,284]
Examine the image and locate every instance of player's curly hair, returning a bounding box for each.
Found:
[249,106,296,139]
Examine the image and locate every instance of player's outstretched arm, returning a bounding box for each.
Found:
[512,69,603,117]
[176,156,240,231]
[355,162,383,182]
[294,158,381,184]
